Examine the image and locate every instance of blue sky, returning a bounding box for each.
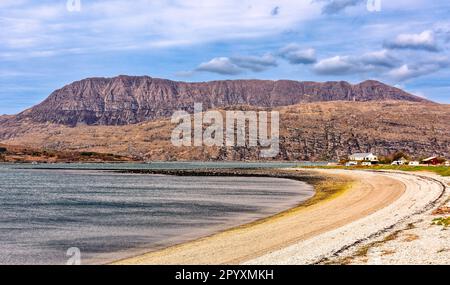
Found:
[1,0,450,114]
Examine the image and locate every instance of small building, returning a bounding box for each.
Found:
[348,153,379,162]
[422,156,440,165]
[392,157,408,165]
[408,161,420,166]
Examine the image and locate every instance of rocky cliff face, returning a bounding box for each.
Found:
[13,76,427,126]
[2,101,448,161]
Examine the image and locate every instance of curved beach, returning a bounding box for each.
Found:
[247,170,447,264]
[112,168,442,265]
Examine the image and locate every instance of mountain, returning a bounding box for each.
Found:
[12,76,428,126]
[1,76,447,161]
[1,101,449,161]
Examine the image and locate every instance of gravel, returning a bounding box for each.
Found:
[245,170,448,265]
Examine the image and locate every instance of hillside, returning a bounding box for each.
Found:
[1,101,448,161]
[0,143,131,163]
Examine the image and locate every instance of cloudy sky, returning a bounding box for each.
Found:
[1,0,450,114]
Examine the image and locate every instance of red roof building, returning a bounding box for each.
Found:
[422,156,440,165]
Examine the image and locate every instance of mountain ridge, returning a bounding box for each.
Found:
[10,75,429,127]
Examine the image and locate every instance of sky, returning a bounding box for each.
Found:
[1,0,450,114]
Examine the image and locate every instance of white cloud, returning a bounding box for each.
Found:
[381,0,429,10]
[278,44,317,64]
[0,0,324,59]
[313,50,398,75]
[384,30,438,51]
[388,65,421,81]
[313,56,354,74]
[313,50,449,81]
[190,53,279,75]
[0,0,28,9]
[359,49,398,67]
[387,56,450,81]
[230,54,278,72]
[196,57,242,75]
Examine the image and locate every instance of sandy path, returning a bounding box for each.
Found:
[113,169,407,265]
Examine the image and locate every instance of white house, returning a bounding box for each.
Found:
[392,157,408,165]
[349,153,379,162]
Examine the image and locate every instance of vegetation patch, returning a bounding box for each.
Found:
[301,165,450,177]
[432,206,450,215]
[354,244,373,258]
[325,230,402,265]
[432,217,450,227]
[381,249,396,256]
[292,176,352,209]
[405,223,416,230]
[382,231,401,242]
[402,234,419,242]
[232,172,353,230]
[340,230,402,263]
[437,248,449,254]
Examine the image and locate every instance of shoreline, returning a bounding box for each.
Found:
[111,168,404,265]
[110,167,352,228]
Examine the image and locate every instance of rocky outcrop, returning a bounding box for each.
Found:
[13,76,428,126]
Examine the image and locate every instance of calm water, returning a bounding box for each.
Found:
[0,164,314,265]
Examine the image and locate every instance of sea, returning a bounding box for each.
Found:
[0,162,316,264]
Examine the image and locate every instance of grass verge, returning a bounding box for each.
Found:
[299,165,450,177]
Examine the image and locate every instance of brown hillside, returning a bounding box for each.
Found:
[1,101,448,161]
